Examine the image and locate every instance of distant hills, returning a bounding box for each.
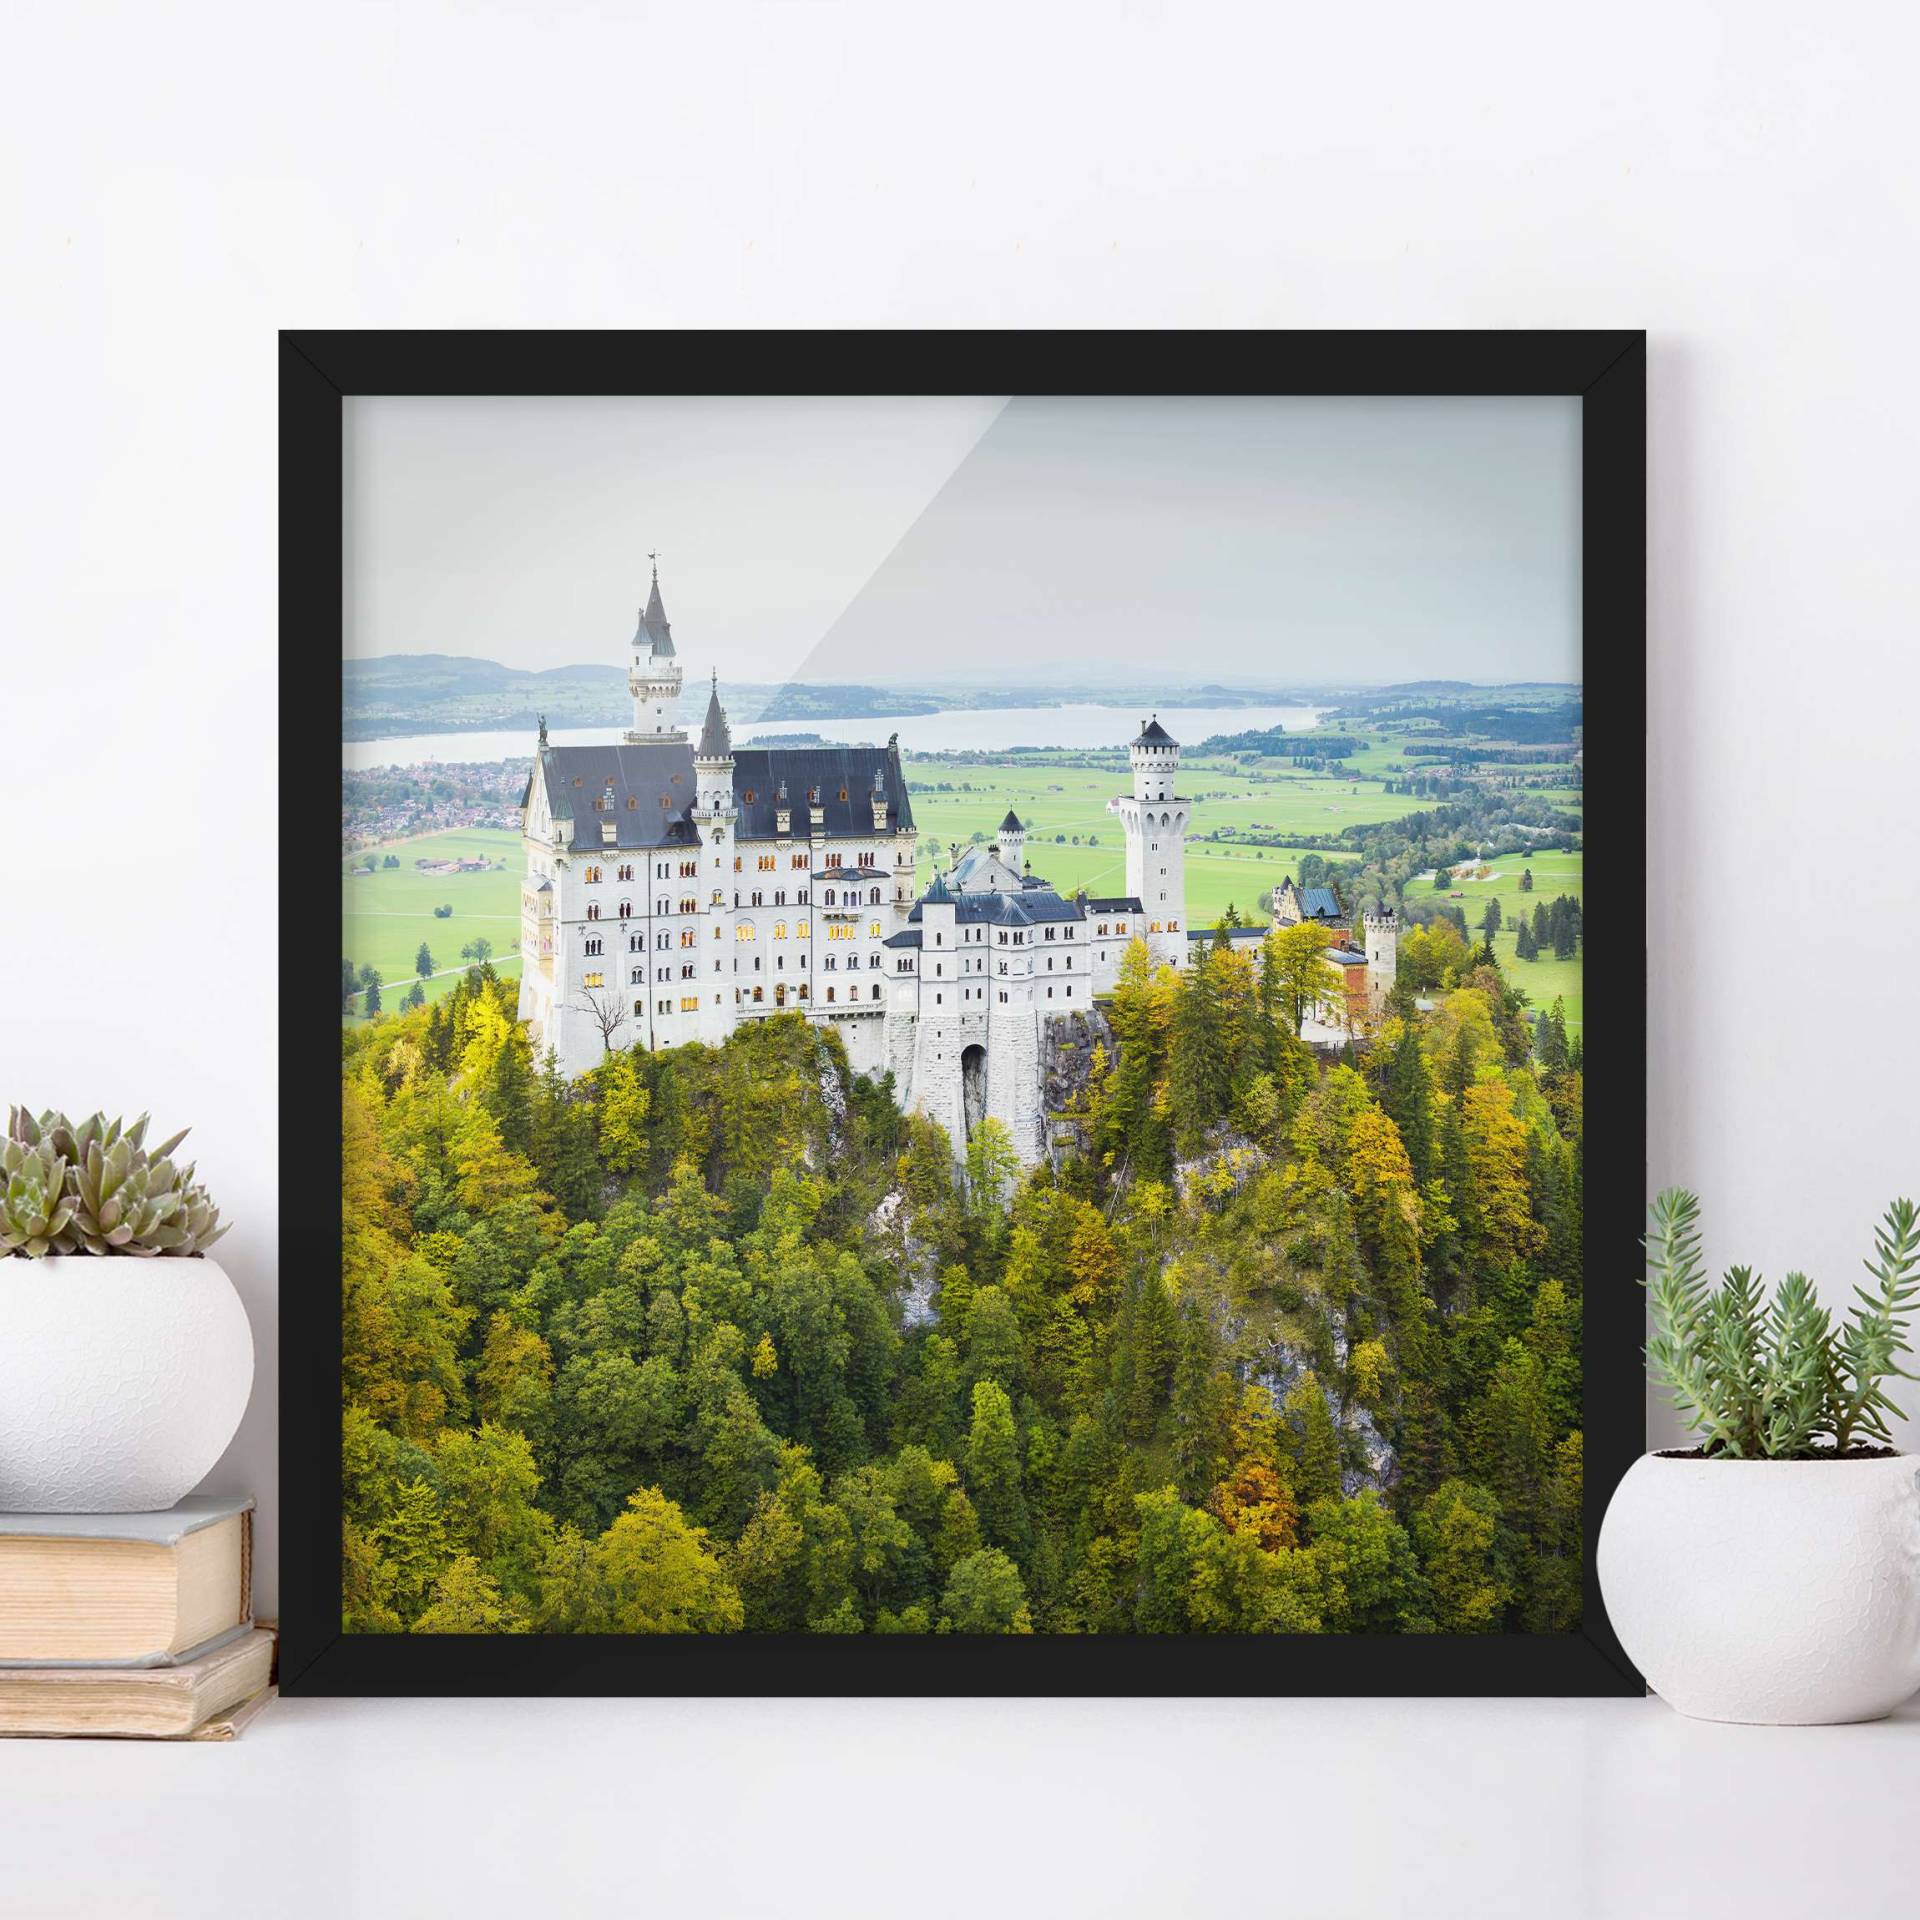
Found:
[343,655,630,740]
[342,653,1329,742]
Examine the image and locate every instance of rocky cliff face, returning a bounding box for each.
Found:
[1040,1008,1113,1165]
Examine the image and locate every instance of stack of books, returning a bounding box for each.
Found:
[0,1496,275,1739]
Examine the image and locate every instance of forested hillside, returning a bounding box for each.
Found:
[341,938,1583,1635]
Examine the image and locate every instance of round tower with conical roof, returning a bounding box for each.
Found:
[626,556,684,740]
[997,809,1026,873]
[1106,715,1190,971]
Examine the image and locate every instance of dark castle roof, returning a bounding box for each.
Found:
[1297,885,1344,922]
[999,809,1023,834]
[1134,716,1177,747]
[910,883,1081,928]
[1086,895,1145,915]
[526,737,912,850]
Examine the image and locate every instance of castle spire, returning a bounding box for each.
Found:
[697,669,732,759]
[639,551,673,655]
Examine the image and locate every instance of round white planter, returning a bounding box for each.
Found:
[0,1256,253,1513]
[1598,1450,1920,1724]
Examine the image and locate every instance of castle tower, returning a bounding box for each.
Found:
[997,809,1026,872]
[1364,906,1399,1021]
[1107,715,1189,970]
[907,868,969,1147]
[626,555,684,741]
[691,672,738,1045]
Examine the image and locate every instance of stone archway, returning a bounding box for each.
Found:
[960,1043,987,1141]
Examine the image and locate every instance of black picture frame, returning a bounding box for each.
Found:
[284,330,1645,1697]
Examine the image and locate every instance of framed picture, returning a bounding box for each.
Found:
[285,331,1644,1696]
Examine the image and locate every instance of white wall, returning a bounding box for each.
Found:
[7,2,1917,1609]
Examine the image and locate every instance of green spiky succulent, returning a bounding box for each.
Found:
[1644,1188,1920,1458]
[2,1106,229,1259]
[0,1137,79,1256]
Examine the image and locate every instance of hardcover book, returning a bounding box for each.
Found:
[0,1496,253,1667]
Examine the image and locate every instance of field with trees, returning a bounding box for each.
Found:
[343,829,522,1021]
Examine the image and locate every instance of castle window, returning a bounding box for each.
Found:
[671,773,682,784]
[584,937,602,956]
[617,864,633,881]
[753,986,763,1002]
[773,921,787,941]
[630,966,643,985]
[826,853,842,870]
[584,866,602,884]
[736,923,755,941]
[935,993,942,1005]
[869,888,881,905]
[629,934,643,952]
[680,930,696,949]
[838,788,848,802]
[681,996,699,1012]
[733,855,743,872]
[751,891,763,907]
[660,795,671,808]
[871,985,881,1001]
[587,902,601,921]
[634,998,644,1016]
[797,922,810,940]
[573,777,584,787]
[744,789,756,804]
[798,985,808,1000]
[868,920,882,939]
[583,971,604,988]
[627,796,637,809]
[775,890,786,906]
[826,986,836,1003]
[758,854,776,872]
[1066,986,1072,999]
[793,854,807,869]
[618,901,633,919]
[824,889,836,906]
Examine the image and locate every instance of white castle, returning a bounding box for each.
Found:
[519,567,1389,1162]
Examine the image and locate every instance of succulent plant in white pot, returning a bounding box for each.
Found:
[0,1107,252,1512]
[1598,1189,1920,1724]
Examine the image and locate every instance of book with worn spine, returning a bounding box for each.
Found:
[0,1628,275,1738]
[0,1496,253,1667]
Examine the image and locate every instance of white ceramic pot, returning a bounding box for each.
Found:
[1598,1450,1920,1724]
[0,1256,253,1512]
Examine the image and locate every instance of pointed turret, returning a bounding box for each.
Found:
[697,669,731,758]
[640,555,674,656]
[626,554,684,740]
[999,808,1026,871]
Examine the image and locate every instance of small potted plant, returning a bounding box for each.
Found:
[1598,1189,1920,1723]
[0,1108,251,1512]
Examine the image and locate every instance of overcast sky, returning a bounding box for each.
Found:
[344,394,1580,687]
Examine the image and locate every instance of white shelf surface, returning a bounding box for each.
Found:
[2,1691,1916,1917]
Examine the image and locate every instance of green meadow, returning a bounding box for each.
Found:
[1432,848,1584,1032]
[343,829,522,1021]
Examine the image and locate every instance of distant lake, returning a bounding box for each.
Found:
[341,703,1328,770]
